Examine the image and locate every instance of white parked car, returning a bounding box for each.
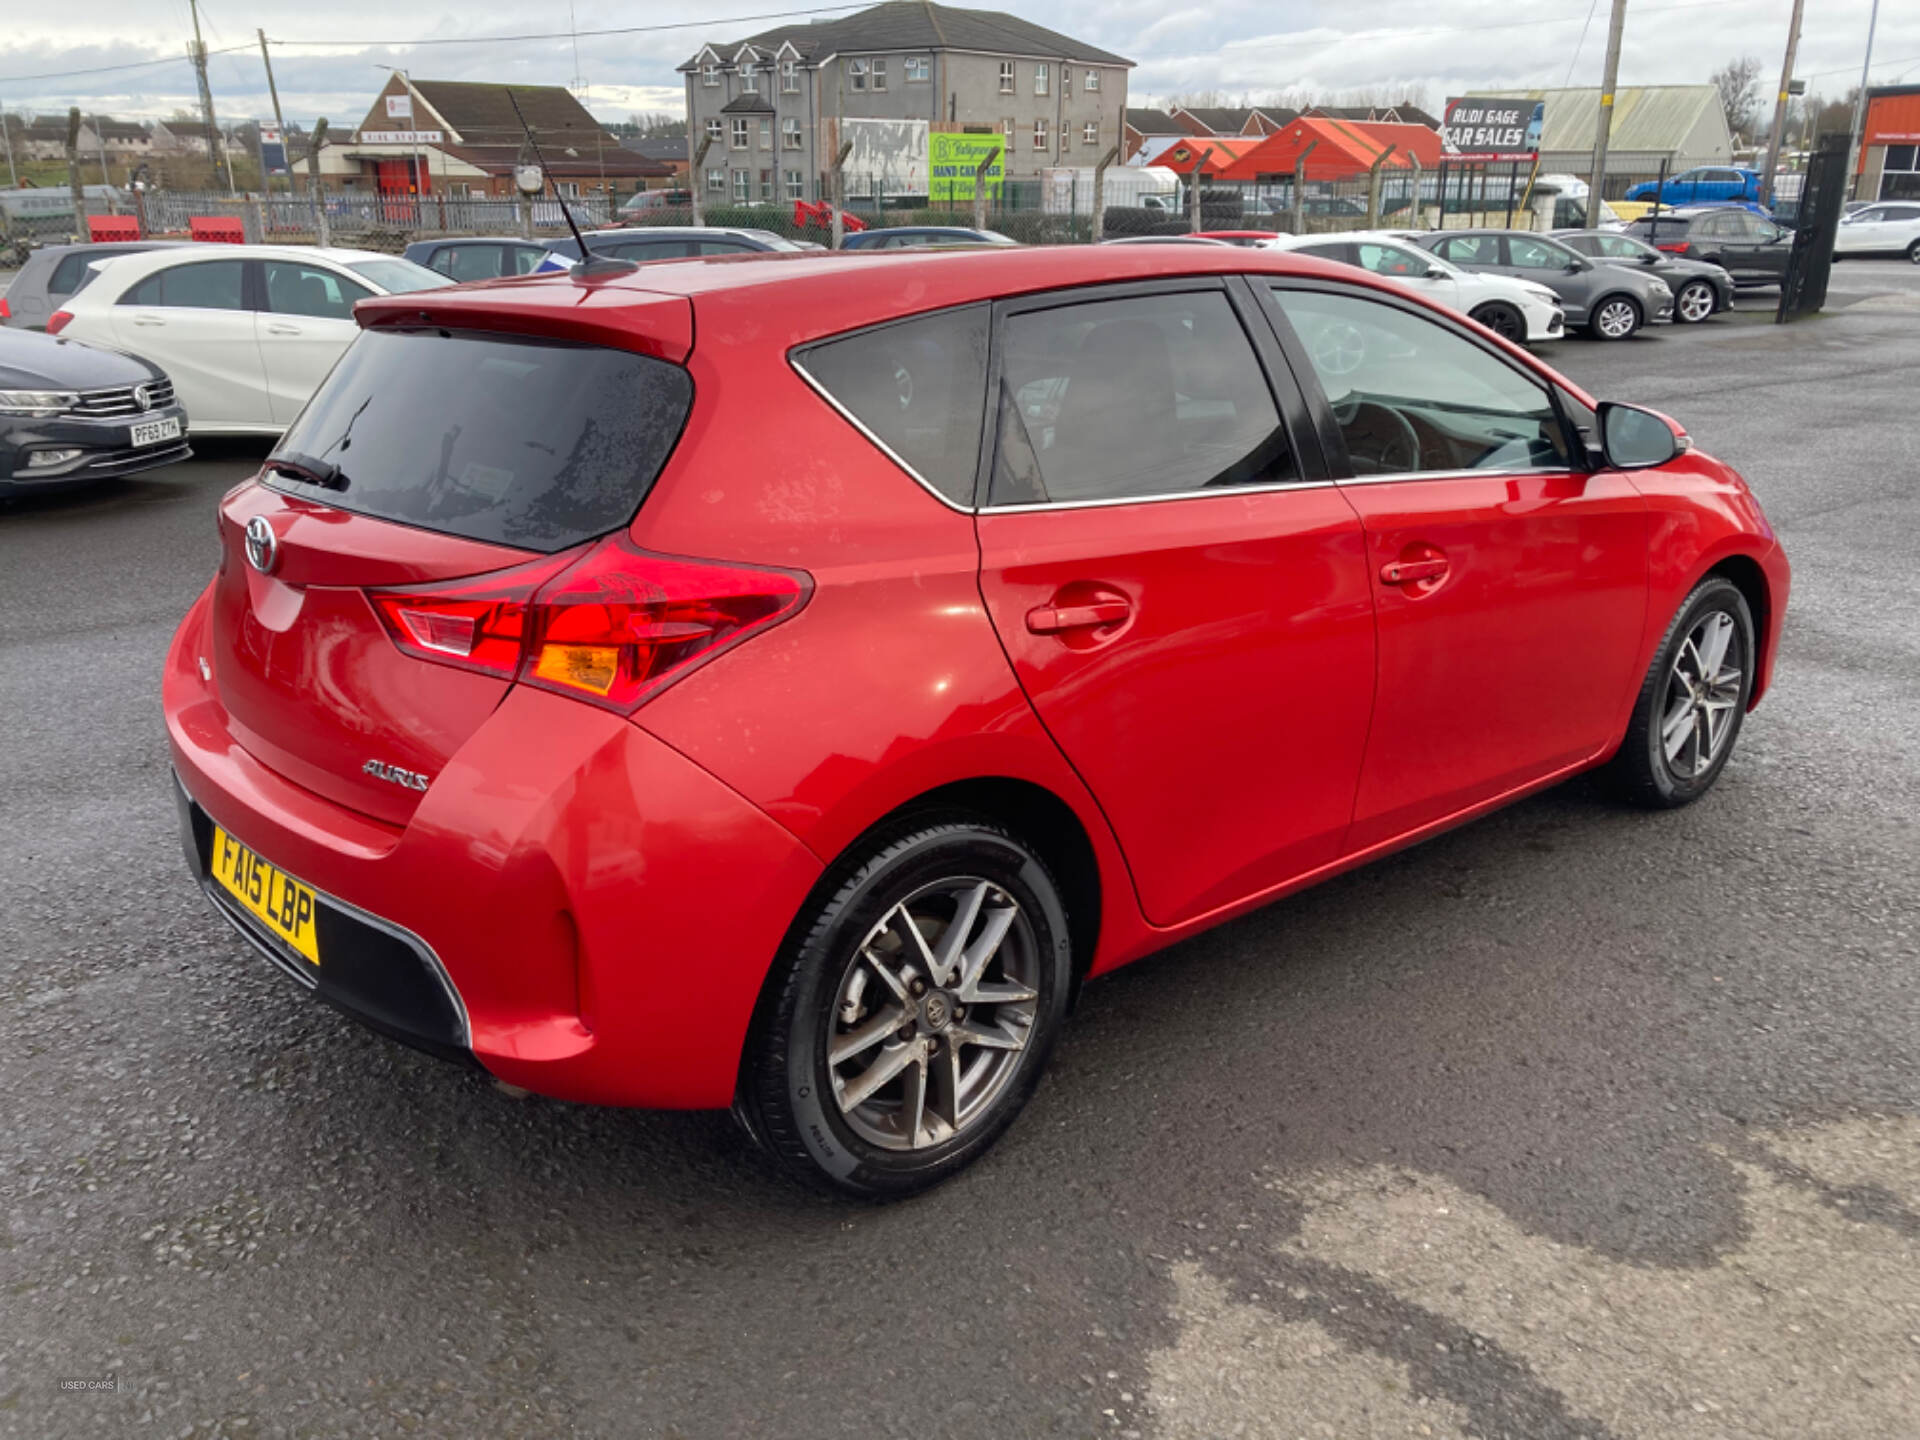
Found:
[1833,201,1920,263]
[48,245,453,434]
[1256,231,1566,344]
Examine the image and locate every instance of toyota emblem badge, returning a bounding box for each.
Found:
[244,516,279,575]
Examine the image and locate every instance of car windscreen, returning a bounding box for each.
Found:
[344,259,457,294]
[265,329,694,553]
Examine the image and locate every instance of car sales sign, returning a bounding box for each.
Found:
[1441,97,1546,162]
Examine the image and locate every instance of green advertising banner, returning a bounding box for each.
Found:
[930,133,1005,203]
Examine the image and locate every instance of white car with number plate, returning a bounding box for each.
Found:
[1254,231,1566,343]
[47,245,453,434]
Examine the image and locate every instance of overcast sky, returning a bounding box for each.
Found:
[1,0,1913,128]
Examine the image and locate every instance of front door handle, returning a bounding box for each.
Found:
[1026,598,1131,634]
[265,323,302,335]
[1380,557,1449,585]
[133,313,166,326]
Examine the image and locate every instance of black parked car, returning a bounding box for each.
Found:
[1552,228,1735,324]
[839,226,1017,249]
[400,237,558,281]
[0,327,189,490]
[1623,207,1792,289]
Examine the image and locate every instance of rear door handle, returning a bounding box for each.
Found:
[1026,598,1131,634]
[1380,557,1449,585]
[133,313,165,326]
[265,323,301,335]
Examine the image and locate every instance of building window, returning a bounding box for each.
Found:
[702,62,720,87]
[741,62,758,93]
[1003,116,1016,141]
[907,56,930,83]
[1085,68,1100,92]
[557,181,580,198]
[731,117,749,149]
[1033,119,1048,150]
[760,117,772,148]
[999,61,1015,93]
[1082,122,1099,148]
[783,118,803,149]
[871,58,887,91]
[706,118,724,144]
[1061,123,1071,152]
[733,169,750,201]
[785,168,804,199]
[782,59,799,92]
[707,168,725,193]
[849,58,868,92]
[760,169,774,200]
[1035,64,1049,96]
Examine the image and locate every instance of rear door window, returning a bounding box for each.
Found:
[987,289,1295,505]
[266,329,694,552]
[1436,235,1499,265]
[122,259,248,310]
[262,259,372,320]
[1506,236,1569,270]
[437,244,504,281]
[793,304,990,506]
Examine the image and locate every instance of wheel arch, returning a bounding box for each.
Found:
[1704,552,1772,709]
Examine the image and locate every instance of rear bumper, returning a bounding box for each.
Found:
[164,585,825,1108]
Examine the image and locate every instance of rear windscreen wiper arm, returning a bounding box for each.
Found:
[264,453,348,491]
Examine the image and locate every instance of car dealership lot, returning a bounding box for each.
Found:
[2,265,1917,1437]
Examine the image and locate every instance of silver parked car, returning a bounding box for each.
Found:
[3,241,194,330]
[1412,230,1675,340]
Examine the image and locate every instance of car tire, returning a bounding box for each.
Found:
[737,819,1073,1198]
[1674,279,1717,324]
[1588,294,1642,340]
[1907,240,1920,266]
[1607,576,1756,810]
[1468,302,1526,343]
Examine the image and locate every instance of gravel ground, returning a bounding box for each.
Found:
[1,261,1916,1439]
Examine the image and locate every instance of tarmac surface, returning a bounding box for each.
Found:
[2,260,1916,1438]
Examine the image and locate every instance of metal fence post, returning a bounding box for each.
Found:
[972,144,1001,232]
[1365,145,1398,228]
[690,137,713,226]
[306,118,331,246]
[1189,146,1212,233]
[1092,144,1118,243]
[1291,141,1318,235]
[830,140,852,249]
[242,193,263,243]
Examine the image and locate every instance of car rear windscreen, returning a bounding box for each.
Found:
[266,329,693,552]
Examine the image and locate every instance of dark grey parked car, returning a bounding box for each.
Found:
[1552,229,1735,324]
[0,326,190,490]
[2,240,194,330]
[1414,229,1675,340]
[401,237,557,281]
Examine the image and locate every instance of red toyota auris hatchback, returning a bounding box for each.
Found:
[165,245,1788,1195]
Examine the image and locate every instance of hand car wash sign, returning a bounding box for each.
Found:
[1441,97,1546,163]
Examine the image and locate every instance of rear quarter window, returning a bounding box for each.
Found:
[266,329,694,552]
[793,305,991,506]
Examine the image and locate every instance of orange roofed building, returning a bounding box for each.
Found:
[1215,116,1443,183]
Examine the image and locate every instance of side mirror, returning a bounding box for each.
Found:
[1566,256,1590,272]
[1598,401,1685,469]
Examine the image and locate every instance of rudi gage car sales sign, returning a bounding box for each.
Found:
[1441,97,1546,162]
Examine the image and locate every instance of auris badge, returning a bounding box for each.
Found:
[243,515,279,574]
[363,759,431,792]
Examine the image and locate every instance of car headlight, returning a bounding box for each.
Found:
[0,389,80,418]
[1649,279,1673,296]
[1521,285,1560,304]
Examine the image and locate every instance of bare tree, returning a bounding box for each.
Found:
[1711,55,1765,142]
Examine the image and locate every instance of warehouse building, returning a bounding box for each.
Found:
[1476,84,1732,189]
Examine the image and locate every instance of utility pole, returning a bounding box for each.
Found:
[1845,0,1882,201]
[1587,0,1629,210]
[1758,0,1805,207]
[258,29,287,194]
[187,0,226,190]
[1,106,17,188]
[65,108,88,239]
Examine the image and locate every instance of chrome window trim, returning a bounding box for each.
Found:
[1333,465,1574,487]
[980,479,1336,514]
[788,351,976,515]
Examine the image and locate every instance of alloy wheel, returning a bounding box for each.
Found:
[1594,298,1639,339]
[1661,610,1745,779]
[1471,304,1524,342]
[826,877,1040,1152]
[1676,281,1715,323]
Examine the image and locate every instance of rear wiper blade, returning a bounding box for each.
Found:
[264,453,347,491]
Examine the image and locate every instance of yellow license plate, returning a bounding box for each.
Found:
[210,826,321,966]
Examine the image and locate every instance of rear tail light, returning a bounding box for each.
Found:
[369,536,811,715]
[45,310,74,335]
[1656,241,1691,255]
[0,296,10,320]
